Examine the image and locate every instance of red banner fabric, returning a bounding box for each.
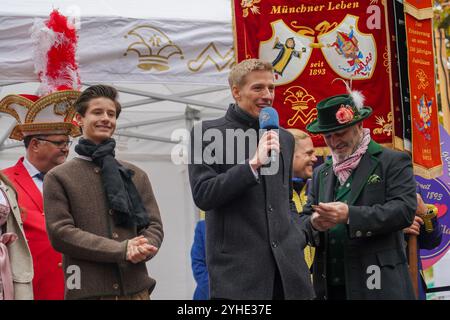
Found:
[404,0,443,178]
[232,0,395,148]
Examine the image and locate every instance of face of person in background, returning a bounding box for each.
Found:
[293,137,317,179]
[232,70,275,118]
[76,97,117,145]
[30,134,70,173]
[322,122,363,163]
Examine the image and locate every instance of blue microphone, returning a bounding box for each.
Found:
[259,107,279,162]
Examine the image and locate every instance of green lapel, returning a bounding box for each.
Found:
[348,140,383,205]
[319,157,336,203]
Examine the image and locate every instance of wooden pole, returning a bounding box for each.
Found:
[408,235,419,299]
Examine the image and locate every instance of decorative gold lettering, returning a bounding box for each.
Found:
[309,61,324,68]
[328,1,359,11]
[272,1,360,15]
[309,60,326,76]
[412,58,431,66]
[271,6,281,14]
[270,4,326,14]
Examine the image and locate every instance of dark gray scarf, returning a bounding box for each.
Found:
[75,138,150,230]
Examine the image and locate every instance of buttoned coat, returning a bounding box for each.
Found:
[188,105,315,300]
[0,178,33,299]
[43,158,163,300]
[303,141,417,300]
[2,158,64,299]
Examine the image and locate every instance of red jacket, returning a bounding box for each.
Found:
[2,157,64,300]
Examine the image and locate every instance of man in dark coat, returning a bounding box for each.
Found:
[304,92,417,300]
[188,59,315,300]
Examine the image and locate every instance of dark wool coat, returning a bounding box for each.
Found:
[188,104,315,300]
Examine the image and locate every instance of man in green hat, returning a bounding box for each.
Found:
[304,93,417,300]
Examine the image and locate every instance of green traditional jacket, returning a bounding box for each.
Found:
[306,139,416,300]
[319,141,384,288]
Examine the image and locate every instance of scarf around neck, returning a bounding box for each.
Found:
[233,104,259,128]
[332,128,371,185]
[75,138,150,229]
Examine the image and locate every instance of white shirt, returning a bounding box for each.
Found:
[22,157,43,194]
[249,163,259,180]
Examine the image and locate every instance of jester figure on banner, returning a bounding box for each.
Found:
[414,94,433,141]
[330,29,373,77]
[272,37,305,78]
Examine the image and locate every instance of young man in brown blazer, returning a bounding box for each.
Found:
[43,85,164,300]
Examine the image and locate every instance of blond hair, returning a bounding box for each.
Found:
[287,128,311,152]
[228,59,273,88]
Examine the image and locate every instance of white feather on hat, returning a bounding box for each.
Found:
[331,78,365,110]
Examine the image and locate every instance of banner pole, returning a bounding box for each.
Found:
[408,235,419,299]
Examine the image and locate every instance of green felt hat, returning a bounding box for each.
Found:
[306,94,372,134]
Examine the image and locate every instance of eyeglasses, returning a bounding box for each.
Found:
[36,138,73,149]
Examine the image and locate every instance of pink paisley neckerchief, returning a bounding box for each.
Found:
[0,232,17,300]
[0,196,17,300]
[331,128,371,186]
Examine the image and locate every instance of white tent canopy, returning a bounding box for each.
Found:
[0,0,234,84]
[0,0,232,20]
[0,0,235,299]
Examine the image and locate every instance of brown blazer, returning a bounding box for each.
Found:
[43,158,163,300]
[0,178,34,300]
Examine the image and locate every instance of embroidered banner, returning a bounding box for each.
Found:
[390,0,413,151]
[387,0,405,151]
[404,0,442,178]
[232,0,395,148]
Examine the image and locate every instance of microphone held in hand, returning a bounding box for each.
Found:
[259,106,279,130]
[259,107,279,162]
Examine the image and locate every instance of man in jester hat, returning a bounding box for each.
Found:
[0,10,82,299]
